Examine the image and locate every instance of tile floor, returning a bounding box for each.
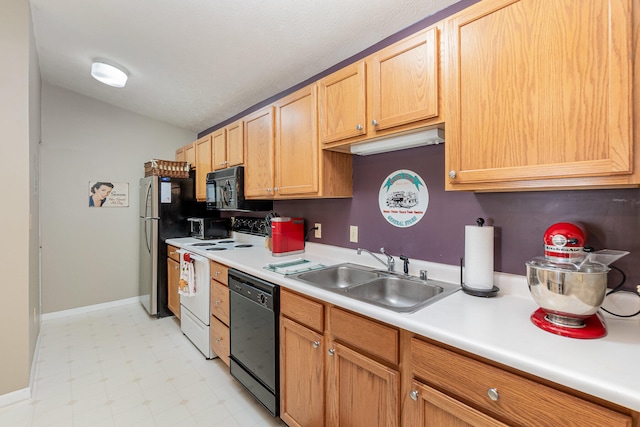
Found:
[0,303,288,427]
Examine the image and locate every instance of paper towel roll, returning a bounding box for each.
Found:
[464,225,494,290]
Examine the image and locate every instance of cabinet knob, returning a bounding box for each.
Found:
[214,300,221,305]
[409,390,419,401]
[266,187,272,193]
[215,338,221,343]
[174,265,179,270]
[214,271,220,276]
[448,170,457,179]
[356,124,363,131]
[487,388,499,401]
[371,119,379,127]
[274,187,279,192]
[312,341,320,349]
[328,348,335,356]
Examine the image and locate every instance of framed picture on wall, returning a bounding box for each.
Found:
[88,181,129,207]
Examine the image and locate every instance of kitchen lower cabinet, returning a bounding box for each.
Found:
[406,379,508,427]
[326,341,399,427]
[444,0,637,191]
[167,245,180,319]
[279,289,399,427]
[280,317,325,427]
[209,260,230,366]
[406,337,633,427]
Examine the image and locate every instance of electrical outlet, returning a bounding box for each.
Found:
[315,223,322,239]
[349,225,358,243]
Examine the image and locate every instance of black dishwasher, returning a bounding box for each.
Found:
[228,269,280,416]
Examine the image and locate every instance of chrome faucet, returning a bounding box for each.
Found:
[357,247,395,272]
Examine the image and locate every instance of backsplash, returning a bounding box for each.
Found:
[274,144,640,291]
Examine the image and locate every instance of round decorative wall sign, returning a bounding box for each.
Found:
[378,169,429,228]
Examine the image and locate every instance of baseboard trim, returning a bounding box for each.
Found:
[42,296,140,321]
[0,387,30,408]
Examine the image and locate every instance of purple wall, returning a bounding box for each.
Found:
[275,144,640,290]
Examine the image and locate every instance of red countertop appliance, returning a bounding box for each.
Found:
[271,217,304,256]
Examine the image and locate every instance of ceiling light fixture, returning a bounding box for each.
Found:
[90,59,128,88]
[350,128,445,156]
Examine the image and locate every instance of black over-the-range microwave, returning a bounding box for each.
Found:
[206,166,273,212]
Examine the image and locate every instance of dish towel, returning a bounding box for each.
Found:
[178,259,196,296]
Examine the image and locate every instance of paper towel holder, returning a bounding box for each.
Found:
[460,257,499,297]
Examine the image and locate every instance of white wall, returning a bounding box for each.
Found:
[0,0,40,397]
[40,83,195,313]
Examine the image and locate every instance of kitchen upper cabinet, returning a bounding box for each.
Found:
[274,84,320,196]
[244,106,275,198]
[175,142,195,166]
[167,245,180,319]
[369,27,439,132]
[212,120,244,171]
[406,337,633,427]
[244,85,352,199]
[194,135,212,201]
[320,27,442,151]
[318,61,367,144]
[444,0,636,191]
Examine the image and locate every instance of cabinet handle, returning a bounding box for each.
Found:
[215,338,221,343]
[328,348,335,356]
[487,388,499,401]
[409,390,419,401]
[169,251,176,255]
[448,170,457,179]
[356,124,363,131]
[312,341,320,349]
[214,300,221,305]
[371,119,378,127]
[174,265,179,270]
[214,271,220,276]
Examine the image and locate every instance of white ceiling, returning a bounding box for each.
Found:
[30,0,460,134]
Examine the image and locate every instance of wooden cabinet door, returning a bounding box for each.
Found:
[175,147,185,162]
[318,61,367,144]
[226,120,244,167]
[445,0,633,190]
[212,128,227,171]
[280,317,325,427]
[370,27,439,131]
[406,380,508,427]
[194,135,212,201]
[184,143,196,166]
[274,84,319,197]
[327,341,399,427]
[244,106,275,198]
[167,257,180,319]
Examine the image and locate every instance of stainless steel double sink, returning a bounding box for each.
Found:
[291,263,460,313]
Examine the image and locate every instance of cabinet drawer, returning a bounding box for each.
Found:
[411,338,631,427]
[167,245,180,262]
[210,314,230,366]
[281,289,324,333]
[210,279,229,325]
[210,260,228,286]
[329,306,398,365]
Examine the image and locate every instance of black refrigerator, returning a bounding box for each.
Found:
[138,173,211,317]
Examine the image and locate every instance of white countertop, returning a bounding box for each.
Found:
[167,235,640,412]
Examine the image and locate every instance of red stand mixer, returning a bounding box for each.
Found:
[525,223,627,339]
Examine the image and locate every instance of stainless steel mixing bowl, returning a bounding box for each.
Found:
[526,257,609,322]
